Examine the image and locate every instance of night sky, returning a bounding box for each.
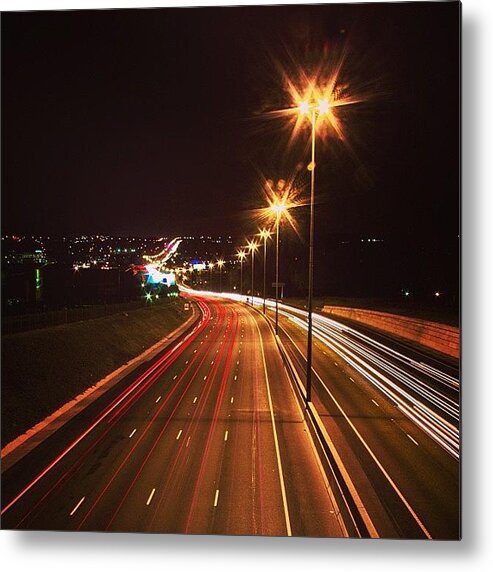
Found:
[1,2,460,239]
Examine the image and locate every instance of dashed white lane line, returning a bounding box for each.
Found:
[204,375,207,380]
[407,434,419,446]
[186,436,191,448]
[173,375,178,380]
[128,429,137,438]
[349,377,355,383]
[193,397,198,404]
[211,361,214,365]
[155,396,162,403]
[214,489,220,507]
[237,360,240,365]
[234,375,237,381]
[176,429,183,440]
[186,360,189,364]
[224,430,229,441]
[371,399,380,407]
[334,361,338,367]
[146,488,156,506]
[70,496,85,516]
[230,397,234,404]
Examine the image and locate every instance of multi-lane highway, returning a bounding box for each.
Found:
[262,298,460,539]
[1,296,345,536]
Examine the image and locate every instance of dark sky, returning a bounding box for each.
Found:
[1,2,460,239]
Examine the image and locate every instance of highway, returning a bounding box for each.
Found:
[1,296,345,536]
[264,298,460,539]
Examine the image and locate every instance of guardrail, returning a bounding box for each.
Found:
[321,306,459,359]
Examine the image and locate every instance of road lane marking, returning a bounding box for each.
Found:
[334,362,338,367]
[253,318,292,537]
[371,399,380,407]
[146,488,156,506]
[128,429,137,438]
[274,329,370,537]
[176,430,183,440]
[186,436,191,447]
[285,332,431,538]
[186,360,189,364]
[234,375,237,381]
[70,497,85,516]
[193,397,198,403]
[224,430,229,441]
[173,375,177,380]
[204,376,207,380]
[237,360,240,365]
[349,377,355,383]
[211,360,214,364]
[407,434,419,446]
[155,396,161,403]
[214,489,220,507]
[230,397,234,404]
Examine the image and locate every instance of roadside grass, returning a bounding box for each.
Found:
[283,296,459,327]
[1,299,190,446]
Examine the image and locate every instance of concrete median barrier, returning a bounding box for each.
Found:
[322,306,459,359]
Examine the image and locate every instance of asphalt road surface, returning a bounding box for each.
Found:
[1,296,345,537]
[265,299,460,540]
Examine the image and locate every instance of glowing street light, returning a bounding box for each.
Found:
[297,94,332,403]
[236,250,247,300]
[247,240,258,306]
[259,228,272,314]
[217,259,225,292]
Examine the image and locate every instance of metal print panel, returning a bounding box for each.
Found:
[1,1,460,539]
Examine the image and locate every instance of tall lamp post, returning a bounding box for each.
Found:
[247,240,258,306]
[237,250,246,300]
[298,96,330,403]
[270,199,287,335]
[209,261,214,290]
[217,259,224,292]
[259,229,272,314]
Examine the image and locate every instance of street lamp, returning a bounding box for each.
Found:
[236,250,247,300]
[217,259,225,292]
[247,240,258,306]
[259,228,272,314]
[270,199,287,335]
[298,95,331,403]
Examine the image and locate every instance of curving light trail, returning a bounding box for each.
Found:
[183,287,460,461]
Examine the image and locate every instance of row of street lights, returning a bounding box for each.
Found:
[235,193,289,335]
[206,87,340,404]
